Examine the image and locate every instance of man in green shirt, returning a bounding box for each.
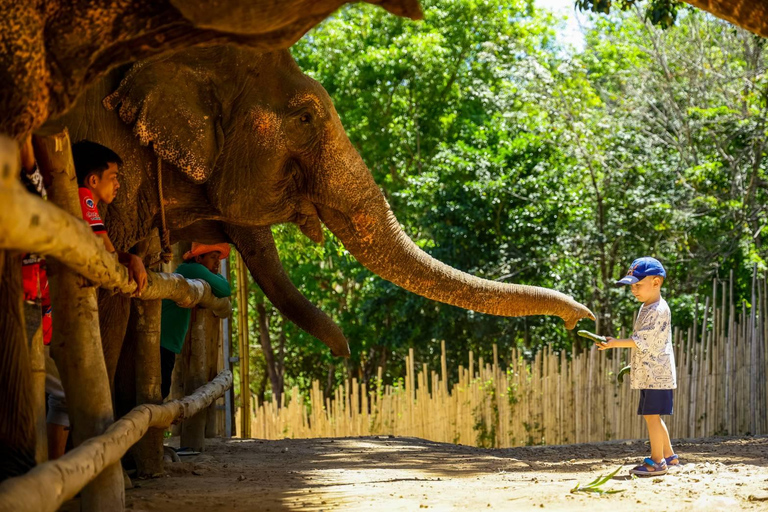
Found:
[160,242,232,399]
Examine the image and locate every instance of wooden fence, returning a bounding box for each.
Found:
[0,132,233,512]
[248,272,768,447]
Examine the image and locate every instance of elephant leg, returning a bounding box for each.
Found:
[225,224,350,357]
[98,289,131,391]
[0,252,37,480]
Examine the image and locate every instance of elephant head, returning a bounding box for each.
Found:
[103,45,593,342]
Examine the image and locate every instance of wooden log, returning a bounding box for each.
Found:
[23,303,47,463]
[131,299,164,477]
[0,136,37,480]
[139,272,231,318]
[181,309,211,451]
[205,318,223,438]
[0,175,231,316]
[36,127,123,512]
[0,371,232,512]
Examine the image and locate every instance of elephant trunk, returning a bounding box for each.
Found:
[225,225,350,357]
[317,177,594,329]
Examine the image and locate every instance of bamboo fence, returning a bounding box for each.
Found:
[247,273,768,447]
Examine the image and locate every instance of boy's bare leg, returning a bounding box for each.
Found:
[643,415,665,468]
[659,417,678,464]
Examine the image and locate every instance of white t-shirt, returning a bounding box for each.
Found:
[630,297,676,390]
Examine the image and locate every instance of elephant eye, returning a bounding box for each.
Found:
[299,112,312,124]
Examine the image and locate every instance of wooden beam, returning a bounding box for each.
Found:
[0,172,230,318]
[0,371,232,512]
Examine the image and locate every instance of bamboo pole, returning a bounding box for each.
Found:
[0,371,232,512]
[236,252,251,438]
[36,127,124,512]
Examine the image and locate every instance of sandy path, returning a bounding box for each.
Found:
[63,436,768,511]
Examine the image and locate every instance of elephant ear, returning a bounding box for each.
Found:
[103,59,224,184]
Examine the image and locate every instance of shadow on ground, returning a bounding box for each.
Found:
[60,435,768,511]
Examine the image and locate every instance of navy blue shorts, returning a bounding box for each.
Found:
[637,389,674,415]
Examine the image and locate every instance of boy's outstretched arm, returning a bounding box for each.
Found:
[596,337,637,351]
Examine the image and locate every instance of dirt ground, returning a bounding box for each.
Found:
[64,435,768,511]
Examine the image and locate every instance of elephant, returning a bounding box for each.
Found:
[0,0,422,140]
[43,44,594,406]
[0,0,423,483]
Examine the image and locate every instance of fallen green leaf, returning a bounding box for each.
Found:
[570,466,624,495]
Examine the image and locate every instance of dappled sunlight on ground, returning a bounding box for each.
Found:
[59,435,768,511]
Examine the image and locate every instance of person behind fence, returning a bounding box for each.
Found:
[43,140,151,459]
[73,139,148,293]
[597,257,678,476]
[160,243,232,399]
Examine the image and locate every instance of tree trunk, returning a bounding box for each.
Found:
[130,299,164,477]
[36,127,124,511]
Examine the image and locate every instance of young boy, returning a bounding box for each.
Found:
[598,257,678,476]
[160,242,232,399]
[73,139,147,294]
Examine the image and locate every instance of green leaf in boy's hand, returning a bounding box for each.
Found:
[577,330,607,344]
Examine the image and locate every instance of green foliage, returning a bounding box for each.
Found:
[575,0,684,29]
[473,378,499,448]
[232,0,768,399]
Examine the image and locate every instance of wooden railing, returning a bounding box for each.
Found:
[0,131,233,511]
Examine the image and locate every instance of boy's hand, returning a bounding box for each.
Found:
[126,254,148,295]
[597,336,617,351]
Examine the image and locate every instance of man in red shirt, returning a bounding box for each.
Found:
[72,140,147,292]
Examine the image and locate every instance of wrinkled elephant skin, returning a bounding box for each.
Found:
[0,0,422,139]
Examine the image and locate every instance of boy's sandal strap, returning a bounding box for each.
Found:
[665,454,679,462]
[643,458,659,467]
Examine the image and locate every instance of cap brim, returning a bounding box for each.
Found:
[615,275,639,286]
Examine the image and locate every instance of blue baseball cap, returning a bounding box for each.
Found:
[616,257,666,286]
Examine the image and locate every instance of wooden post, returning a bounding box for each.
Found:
[0,136,37,479]
[131,298,164,477]
[205,310,222,438]
[236,252,251,438]
[180,308,211,451]
[36,127,124,510]
[23,304,48,463]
